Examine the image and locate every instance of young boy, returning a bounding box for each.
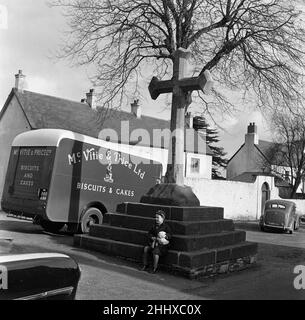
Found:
[140,210,172,273]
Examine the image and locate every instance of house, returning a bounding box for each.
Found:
[226,122,304,198]
[0,70,213,201]
[227,123,269,180]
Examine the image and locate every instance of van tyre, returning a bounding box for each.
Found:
[40,220,65,233]
[80,207,103,234]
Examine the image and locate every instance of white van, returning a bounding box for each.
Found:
[1,129,162,233]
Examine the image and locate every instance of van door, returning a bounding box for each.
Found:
[2,146,56,215]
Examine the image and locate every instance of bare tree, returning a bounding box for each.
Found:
[266,111,305,198]
[50,0,305,187]
[51,0,305,112]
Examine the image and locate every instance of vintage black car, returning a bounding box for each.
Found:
[0,252,81,300]
[259,199,299,234]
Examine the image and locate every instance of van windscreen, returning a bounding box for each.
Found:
[8,147,55,200]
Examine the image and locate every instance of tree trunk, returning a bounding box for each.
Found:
[290,175,301,198]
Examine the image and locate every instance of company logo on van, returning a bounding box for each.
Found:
[68,148,146,180]
[68,148,102,165]
[104,150,114,183]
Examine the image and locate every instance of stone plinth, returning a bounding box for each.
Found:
[74,202,258,279]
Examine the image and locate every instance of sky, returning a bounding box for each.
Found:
[0,0,273,159]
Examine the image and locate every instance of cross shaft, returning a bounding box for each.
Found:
[148,47,213,185]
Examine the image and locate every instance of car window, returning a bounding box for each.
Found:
[270,204,286,209]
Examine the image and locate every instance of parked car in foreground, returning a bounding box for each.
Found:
[259,199,299,234]
[0,253,81,300]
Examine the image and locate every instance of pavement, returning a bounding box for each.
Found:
[1,212,305,300]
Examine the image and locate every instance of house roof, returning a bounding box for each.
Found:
[256,140,290,166]
[229,171,274,183]
[230,171,291,187]
[227,143,245,163]
[256,140,276,156]
[228,138,287,166]
[1,88,213,155]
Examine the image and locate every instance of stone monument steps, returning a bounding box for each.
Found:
[107,212,235,235]
[89,224,246,251]
[73,234,257,278]
[117,202,224,221]
[74,201,257,278]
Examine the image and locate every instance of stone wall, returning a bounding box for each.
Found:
[185,175,283,220]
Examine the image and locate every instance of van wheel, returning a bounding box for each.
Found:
[40,220,65,233]
[80,207,103,234]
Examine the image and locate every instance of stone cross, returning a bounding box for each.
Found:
[149,47,213,185]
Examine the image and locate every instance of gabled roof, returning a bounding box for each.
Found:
[227,143,245,163]
[230,171,274,183]
[256,140,289,166]
[256,140,276,156]
[230,171,291,187]
[1,88,213,155]
[227,138,287,166]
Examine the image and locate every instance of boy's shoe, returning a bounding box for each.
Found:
[139,265,149,271]
[149,267,158,274]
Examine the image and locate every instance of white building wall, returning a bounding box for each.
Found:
[0,96,30,201]
[185,153,212,179]
[290,199,305,215]
[226,146,248,179]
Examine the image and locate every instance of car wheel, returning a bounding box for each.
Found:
[80,207,103,234]
[40,220,65,233]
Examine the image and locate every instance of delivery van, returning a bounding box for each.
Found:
[1,129,162,233]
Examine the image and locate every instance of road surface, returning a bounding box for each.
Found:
[1,213,305,300]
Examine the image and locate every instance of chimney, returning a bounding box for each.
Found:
[15,70,26,92]
[185,112,193,129]
[247,122,257,134]
[131,99,141,118]
[245,122,258,145]
[86,89,97,110]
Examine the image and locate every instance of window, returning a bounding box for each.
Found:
[270,203,286,209]
[284,170,290,182]
[190,158,200,173]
